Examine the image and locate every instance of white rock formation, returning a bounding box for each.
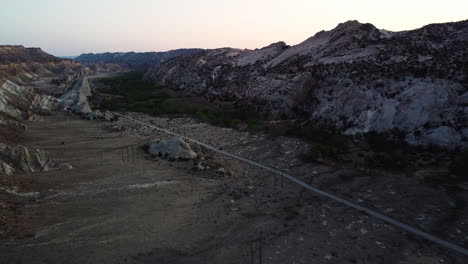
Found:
[86,110,114,121]
[145,20,468,149]
[148,137,197,160]
[58,76,92,114]
[0,79,56,119]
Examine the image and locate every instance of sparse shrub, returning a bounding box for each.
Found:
[326,134,349,152]
[450,150,468,180]
[100,98,122,111]
[299,143,340,162]
[365,150,410,170]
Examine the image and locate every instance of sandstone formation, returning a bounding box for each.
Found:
[0,143,71,175]
[144,20,468,149]
[0,45,84,175]
[0,80,72,175]
[0,45,91,85]
[58,76,92,114]
[0,79,56,128]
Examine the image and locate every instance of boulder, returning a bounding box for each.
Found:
[103,110,114,121]
[86,110,103,120]
[148,137,197,160]
[86,110,114,121]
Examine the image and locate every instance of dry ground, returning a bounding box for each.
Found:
[0,110,466,263]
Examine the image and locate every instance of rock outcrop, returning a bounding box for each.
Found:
[0,79,56,121]
[0,143,71,175]
[148,137,197,160]
[0,45,91,85]
[145,20,468,149]
[58,76,92,114]
[0,45,83,175]
[0,80,72,175]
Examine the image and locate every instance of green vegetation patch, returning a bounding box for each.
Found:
[98,70,266,130]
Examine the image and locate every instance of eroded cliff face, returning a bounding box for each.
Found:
[0,45,91,85]
[0,78,71,175]
[58,76,93,114]
[0,46,83,174]
[145,20,468,149]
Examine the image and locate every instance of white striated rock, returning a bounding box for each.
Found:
[144,20,468,149]
[58,76,92,114]
[0,160,16,175]
[0,143,72,175]
[0,79,56,119]
[0,143,48,173]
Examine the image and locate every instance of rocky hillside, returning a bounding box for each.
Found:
[0,45,85,175]
[145,20,468,149]
[0,45,90,84]
[75,48,204,69]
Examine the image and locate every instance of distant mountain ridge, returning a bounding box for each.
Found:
[75,49,204,69]
[0,45,89,84]
[144,20,468,149]
[0,45,62,64]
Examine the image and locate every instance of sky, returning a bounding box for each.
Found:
[0,0,467,56]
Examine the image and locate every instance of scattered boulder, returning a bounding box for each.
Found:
[86,110,103,120]
[103,110,114,121]
[107,123,125,132]
[86,110,115,121]
[215,167,227,175]
[148,137,197,160]
[194,159,209,171]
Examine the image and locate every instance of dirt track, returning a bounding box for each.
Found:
[0,111,467,263]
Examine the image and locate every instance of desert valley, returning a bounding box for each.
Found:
[0,11,467,264]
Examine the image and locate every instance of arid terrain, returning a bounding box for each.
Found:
[0,76,466,263]
[1,18,467,264]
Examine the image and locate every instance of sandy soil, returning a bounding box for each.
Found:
[0,110,466,263]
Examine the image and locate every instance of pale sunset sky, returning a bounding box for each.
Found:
[1,0,467,56]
